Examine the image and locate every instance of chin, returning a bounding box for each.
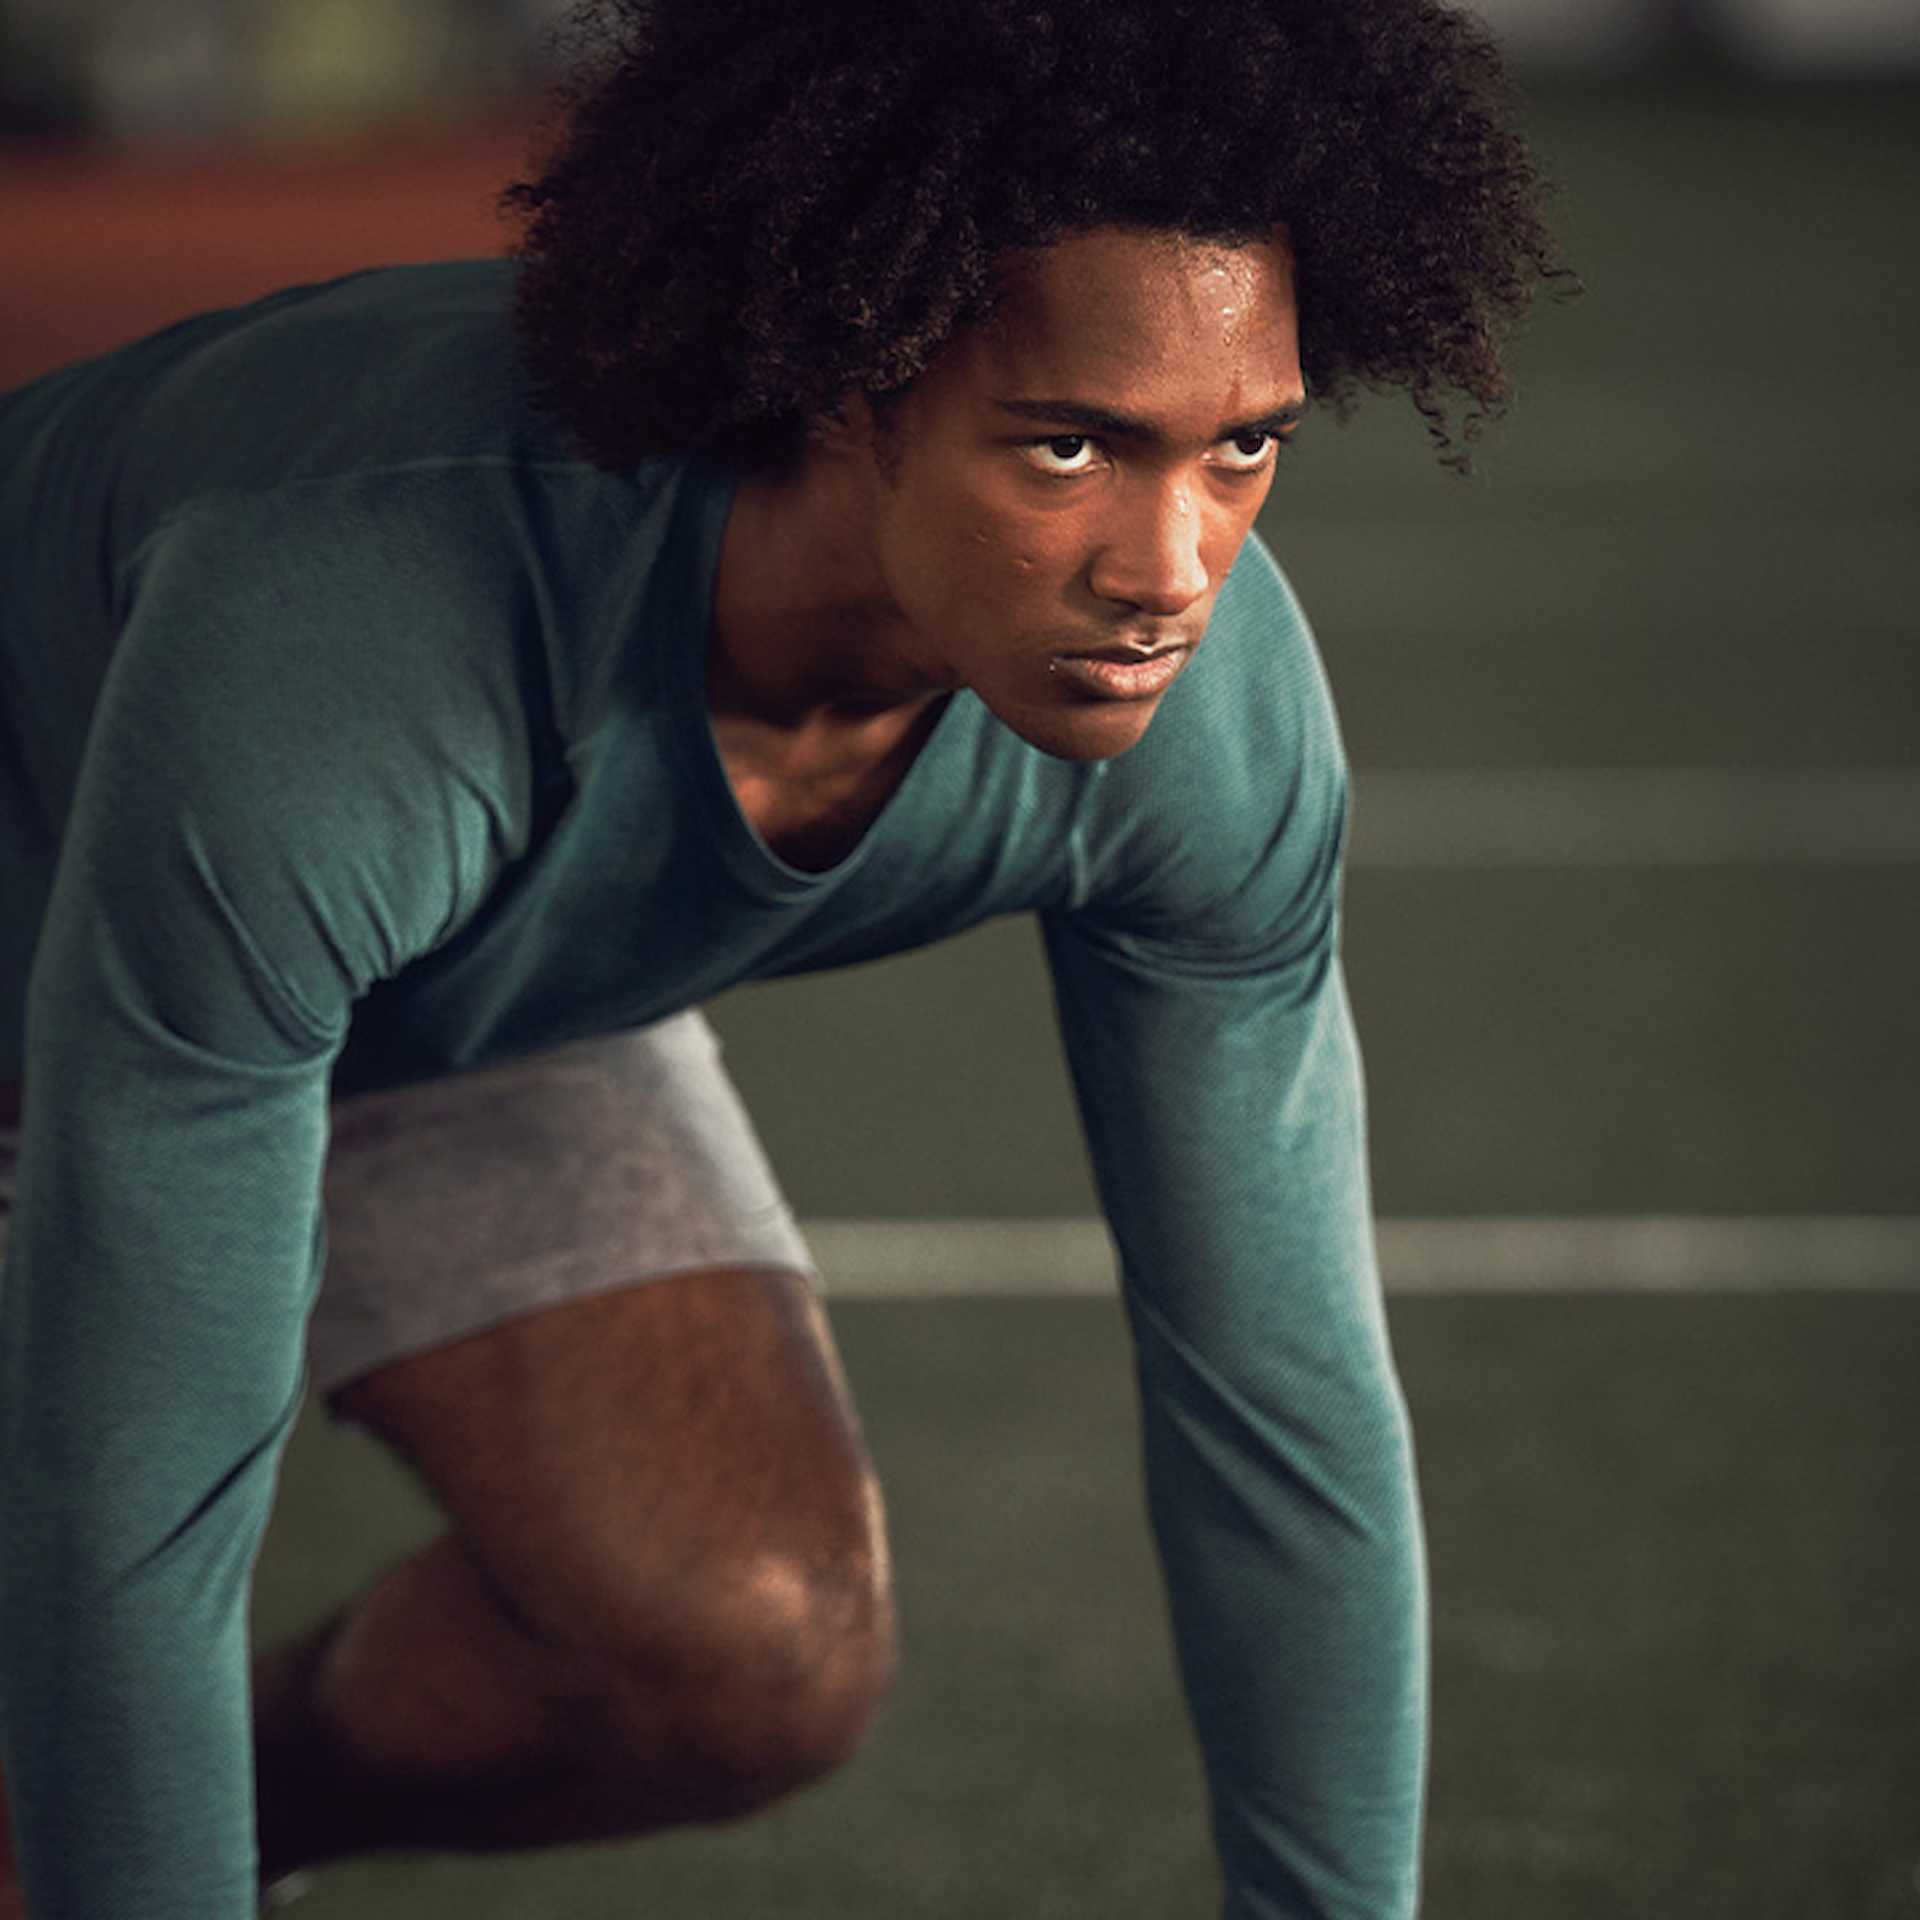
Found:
[995,696,1163,763]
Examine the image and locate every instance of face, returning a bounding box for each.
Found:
[853,225,1306,760]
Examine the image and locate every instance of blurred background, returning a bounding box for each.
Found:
[3,0,1920,145]
[5,3,1917,1916]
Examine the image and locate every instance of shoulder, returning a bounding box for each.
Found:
[1116,530,1341,797]
[64,487,544,1026]
[94,260,679,551]
[1174,529,1335,769]
[126,260,567,479]
[1071,529,1350,940]
[116,403,696,709]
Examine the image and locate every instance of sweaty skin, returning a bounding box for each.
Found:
[709,228,1307,786]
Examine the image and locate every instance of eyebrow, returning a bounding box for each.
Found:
[991,395,1310,442]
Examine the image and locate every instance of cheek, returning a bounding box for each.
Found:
[950,513,1070,601]
[1204,496,1266,579]
[997,511,1086,589]
[886,463,1087,634]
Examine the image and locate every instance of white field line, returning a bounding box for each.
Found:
[1349,769,1920,867]
[804,1216,1920,1297]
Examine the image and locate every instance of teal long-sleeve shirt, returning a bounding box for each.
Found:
[0,261,1426,1918]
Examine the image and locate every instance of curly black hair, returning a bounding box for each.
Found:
[502,0,1570,474]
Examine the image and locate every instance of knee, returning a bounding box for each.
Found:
[698,1544,900,1807]
[577,1520,900,1819]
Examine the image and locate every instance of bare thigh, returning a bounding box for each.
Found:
[327,1263,894,1680]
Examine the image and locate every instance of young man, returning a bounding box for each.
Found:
[0,1,1563,1914]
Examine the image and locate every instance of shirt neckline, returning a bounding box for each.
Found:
[667,461,962,903]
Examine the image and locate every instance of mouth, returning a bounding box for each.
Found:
[1049,642,1193,702]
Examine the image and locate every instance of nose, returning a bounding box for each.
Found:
[1088,478,1211,618]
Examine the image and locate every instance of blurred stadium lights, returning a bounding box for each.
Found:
[1462,0,1677,69]
[0,0,565,144]
[1465,0,1920,70]
[1710,0,1920,71]
[0,0,1916,145]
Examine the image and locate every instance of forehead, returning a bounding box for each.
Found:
[960,226,1301,404]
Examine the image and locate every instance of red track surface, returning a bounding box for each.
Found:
[1,115,538,389]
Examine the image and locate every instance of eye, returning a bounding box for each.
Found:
[1018,434,1103,477]
[1210,430,1281,474]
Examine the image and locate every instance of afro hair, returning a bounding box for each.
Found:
[503,0,1571,473]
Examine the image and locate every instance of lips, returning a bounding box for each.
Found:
[1050,643,1192,701]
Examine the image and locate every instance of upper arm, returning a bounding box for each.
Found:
[1037,531,1376,1353]
[31,484,537,1063]
[0,483,542,1913]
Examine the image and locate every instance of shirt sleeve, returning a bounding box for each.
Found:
[0,493,517,1917]
[1038,620,1426,1916]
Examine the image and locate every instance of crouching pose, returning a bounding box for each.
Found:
[0,1,1563,1913]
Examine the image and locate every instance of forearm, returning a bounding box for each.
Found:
[1130,1282,1428,1919]
[0,1052,326,1915]
[0,1426,290,1918]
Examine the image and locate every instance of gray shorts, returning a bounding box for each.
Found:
[0,1010,816,1402]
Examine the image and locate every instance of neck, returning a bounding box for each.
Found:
[707,452,947,732]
